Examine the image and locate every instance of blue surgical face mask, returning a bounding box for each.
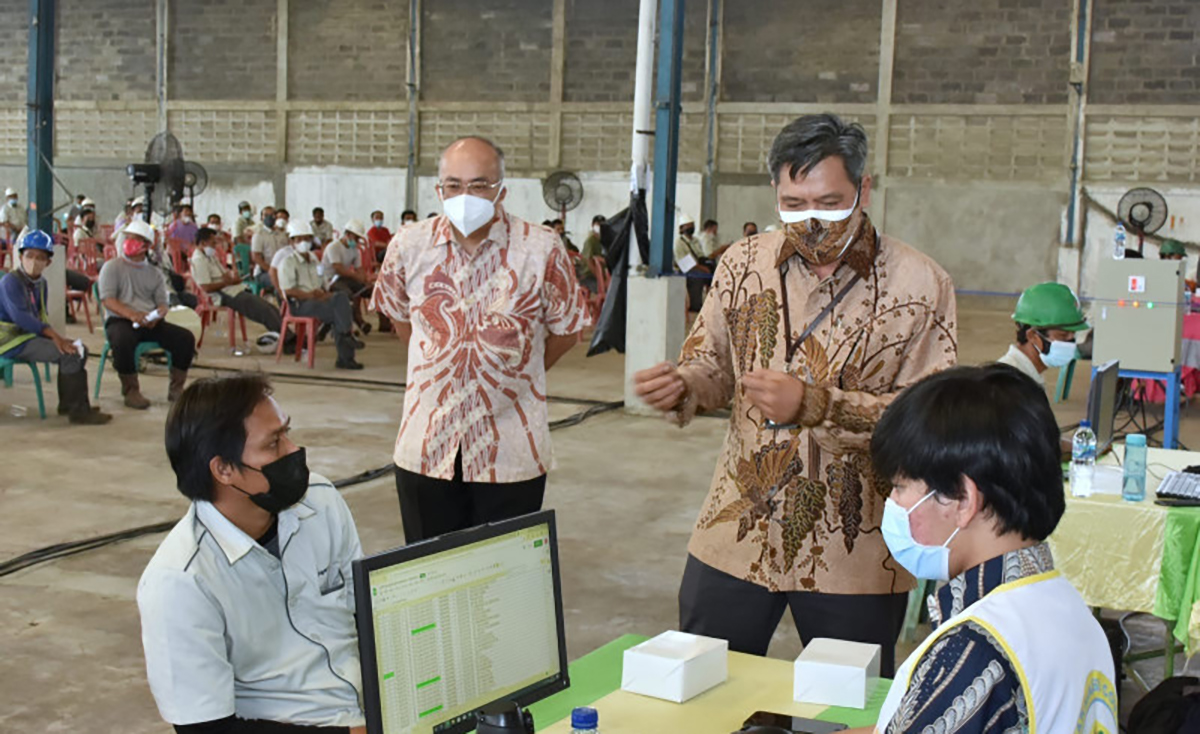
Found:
[881,492,961,581]
[1038,332,1078,369]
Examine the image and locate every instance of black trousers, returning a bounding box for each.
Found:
[394,452,546,543]
[104,317,196,374]
[678,554,908,677]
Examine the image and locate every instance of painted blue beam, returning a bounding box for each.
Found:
[649,0,685,277]
[27,0,55,234]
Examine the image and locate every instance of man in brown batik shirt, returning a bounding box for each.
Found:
[635,114,957,676]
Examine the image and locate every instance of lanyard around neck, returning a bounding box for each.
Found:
[779,258,862,365]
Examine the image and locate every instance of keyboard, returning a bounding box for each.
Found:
[1155,471,1200,505]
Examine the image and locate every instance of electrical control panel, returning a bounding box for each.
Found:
[1093,258,1185,373]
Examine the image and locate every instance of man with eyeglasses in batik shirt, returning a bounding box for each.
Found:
[371,136,591,543]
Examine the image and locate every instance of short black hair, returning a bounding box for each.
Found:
[165,373,274,502]
[768,113,869,186]
[702,219,718,230]
[195,227,218,245]
[312,207,324,215]
[592,215,606,225]
[275,208,289,218]
[870,364,1065,541]
[402,209,417,219]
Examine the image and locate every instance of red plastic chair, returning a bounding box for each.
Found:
[188,276,248,350]
[166,238,190,275]
[272,271,320,368]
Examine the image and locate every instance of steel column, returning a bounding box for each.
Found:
[649,0,685,278]
[26,0,54,233]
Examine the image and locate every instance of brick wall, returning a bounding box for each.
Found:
[170,0,277,101]
[422,0,552,102]
[892,0,1071,105]
[0,0,26,102]
[1090,0,1200,105]
[289,0,408,102]
[722,0,881,104]
[57,0,156,101]
[563,0,638,103]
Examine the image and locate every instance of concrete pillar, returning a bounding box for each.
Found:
[624,274,687,414]
[47,244,66,332]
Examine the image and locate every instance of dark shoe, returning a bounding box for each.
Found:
[282,339,297,356]
[335,358,364,370]
[350,336,366,350]
[360,322,372,336]
[168,368,188,403]
[70,406,113,425]
[66,313,78,325]
[317,323,332,342]
[119,373,151,410]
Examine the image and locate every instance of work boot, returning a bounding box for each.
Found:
[119,373,151,410]
[168,368,188,403]
[58,369,113,425]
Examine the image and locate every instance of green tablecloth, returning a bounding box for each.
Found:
[1154,506,1200,651]
[528,634,889,729]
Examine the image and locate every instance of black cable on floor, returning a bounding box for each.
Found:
[0,400,624,579]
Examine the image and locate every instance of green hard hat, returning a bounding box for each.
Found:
[1012,282,1089,331]
[1160,239,1186,257]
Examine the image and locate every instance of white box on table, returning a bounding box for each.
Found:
[793,638,881,709]
[620,630,729,703]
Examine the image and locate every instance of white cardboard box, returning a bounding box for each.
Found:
[793,638,881,709]
[620,631,729,703]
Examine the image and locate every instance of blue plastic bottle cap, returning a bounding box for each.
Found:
[1079,419,1091,428]
[1126,434,1147,447]
[571,706,599,729]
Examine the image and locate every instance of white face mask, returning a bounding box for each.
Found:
[592,224,601,234]
[373,219,383,227]
[275,219,288,230]
[778,191,859,225]
[442,185,503,238]
[294,240,312,254]
[203,246,217,258]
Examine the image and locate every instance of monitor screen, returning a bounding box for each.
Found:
[1087,359,1120,453]
[353,511,569,734]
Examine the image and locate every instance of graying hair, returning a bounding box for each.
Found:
[439,136,506,180]
[767,113,869,186]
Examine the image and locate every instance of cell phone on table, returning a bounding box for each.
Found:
[741,711,848,734]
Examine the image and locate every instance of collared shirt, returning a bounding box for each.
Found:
[884,544,1056,734]
[0,201,27,231]
[371,208,591,482]
[311,220,335,246]
[190,248,246,305]
[671,228,958,593]
[996,343,1044,386]
[251,228,287,275]
[97,257,170,315]
[167,220,199,244]
[278,250,323,293]
[674,235,704,270]
[137,478,365,728]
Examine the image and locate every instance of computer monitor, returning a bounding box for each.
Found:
[353,511,569,734]
[1087,359,1120,454]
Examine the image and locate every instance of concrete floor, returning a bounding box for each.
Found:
[0,294,1195,731]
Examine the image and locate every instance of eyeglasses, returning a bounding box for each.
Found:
[436,179,503,198]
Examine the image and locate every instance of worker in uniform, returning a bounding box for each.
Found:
[995,282,1088,388]
[0,230,111,424]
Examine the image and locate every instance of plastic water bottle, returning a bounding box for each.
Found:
[1123,434,1147,502]
[1113,223,1127,260]
[571,706,599,734]
[1070,420,1097,497]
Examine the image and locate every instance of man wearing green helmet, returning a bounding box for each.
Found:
[997,282,1089,386]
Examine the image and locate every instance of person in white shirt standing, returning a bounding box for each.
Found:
[321,219,374,335]
[139,373,367,734]
[995,282,1087,387]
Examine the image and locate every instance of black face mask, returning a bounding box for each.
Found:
[263,214,276,229]
[233,447,310,514]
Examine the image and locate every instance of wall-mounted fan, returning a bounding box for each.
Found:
[125,132,186,222]
[542,171,584,224]
[1117,187,1168,255]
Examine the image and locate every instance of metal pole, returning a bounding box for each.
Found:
[156,0,168,131]
[649,0,685,277]
[405,0,421,212]
[1065,0,1093,249]
[27,0,54,233]
[631,0,656,191]
[701,0,720,223]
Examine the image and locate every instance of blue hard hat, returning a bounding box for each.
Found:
[17,229,54,255]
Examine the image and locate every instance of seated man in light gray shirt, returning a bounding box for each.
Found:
[139,373,367,734]
[278,222,362,370]
[97,219,195,410]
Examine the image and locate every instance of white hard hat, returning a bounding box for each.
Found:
[123,219,156,243]
[287,220,313,239]
[132,195,146,208]
[80,198,95,209]
[678,212,694,227]
[343,219,367,239]
[4,188,16,197]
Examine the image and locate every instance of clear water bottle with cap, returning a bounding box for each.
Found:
[1113,222,1127,260]
[1123,434,1147,502]
[571,706,599,734]
[1070,420,1097,497]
